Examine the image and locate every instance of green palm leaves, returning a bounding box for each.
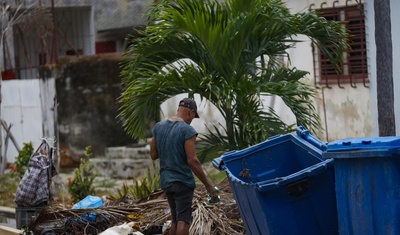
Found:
[119,0,348,159]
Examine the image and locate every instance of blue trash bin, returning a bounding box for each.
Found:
[323,136,400,235]
[213,126,338,235]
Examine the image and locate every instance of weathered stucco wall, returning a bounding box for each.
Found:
[284,0,372,141]
[56,54,134,157]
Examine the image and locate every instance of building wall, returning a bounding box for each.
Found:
[13,6,95,80]
[283,0,373,141]
[1,78,56,163]
[1,0,154,162]
[5,0,154,79]
[284,0,400,139]
[15,0,154,39]
[364,0,378,136]
[56,54,133,157]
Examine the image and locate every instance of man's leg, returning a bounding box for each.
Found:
[176,220,189,235]
[166,183,194,235]
[169,222,177,235]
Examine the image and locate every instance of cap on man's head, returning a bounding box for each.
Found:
[179,98,199,118]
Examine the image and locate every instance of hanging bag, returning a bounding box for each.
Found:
[14,141,57,206]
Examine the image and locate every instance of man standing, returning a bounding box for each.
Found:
[150,98,219,235]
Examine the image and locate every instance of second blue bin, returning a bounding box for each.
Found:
[323,136,400,235]
[213,127,338,235]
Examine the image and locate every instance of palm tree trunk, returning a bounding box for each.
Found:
[375,0,395,136]
[224,101,235,144]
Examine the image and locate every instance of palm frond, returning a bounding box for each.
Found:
[197,124,233,161]
[119,0,347,149]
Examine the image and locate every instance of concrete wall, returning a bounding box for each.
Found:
[288,0,400,139]
[283,0,372,141]
[56,54,134,157]
[1,78,56,163]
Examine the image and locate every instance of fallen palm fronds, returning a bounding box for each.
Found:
[191,180,246,235]
[27,178,245,234]
[191,194,245,235]
[28,205,144,234]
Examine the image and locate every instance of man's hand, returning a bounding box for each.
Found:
[206,185,219,203]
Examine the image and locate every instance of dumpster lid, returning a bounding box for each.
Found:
[326,136,400,152]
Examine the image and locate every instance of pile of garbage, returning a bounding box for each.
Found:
[26,178,246,235]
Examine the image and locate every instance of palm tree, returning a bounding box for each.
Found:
[118,0,348,159]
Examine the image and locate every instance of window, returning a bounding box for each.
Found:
[315,4,368,87]
[95,41,116,54]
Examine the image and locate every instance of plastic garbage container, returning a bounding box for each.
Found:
[212,126,338,235]
[323,136,400,235]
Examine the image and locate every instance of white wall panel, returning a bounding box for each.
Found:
[1,78,56,163]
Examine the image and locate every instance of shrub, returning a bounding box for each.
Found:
[67,146,97,202]
[12,142,34,179]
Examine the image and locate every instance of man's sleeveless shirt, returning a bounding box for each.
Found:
[152,120,198,190]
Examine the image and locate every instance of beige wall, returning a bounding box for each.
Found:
[284,0,372,141]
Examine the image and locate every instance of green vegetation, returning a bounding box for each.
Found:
[119,0,349,161]
[0,172,19,206]
[108,161,160,201]
[197,170,226,186]
[107,161,226,202]
[12,142,34,179]
[67,146,97,202]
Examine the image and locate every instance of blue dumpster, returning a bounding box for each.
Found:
[213,126,338,235]
[323,136,400,235]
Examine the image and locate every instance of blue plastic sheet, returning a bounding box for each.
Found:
[72,195,103,222]
[72,195,103,209]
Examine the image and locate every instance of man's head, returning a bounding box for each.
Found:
[179,98,199,118]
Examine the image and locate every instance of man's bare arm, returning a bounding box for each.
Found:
[185,135,218,201]
[150,137,159,160]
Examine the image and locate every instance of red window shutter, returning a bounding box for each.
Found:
[95,41,116,54]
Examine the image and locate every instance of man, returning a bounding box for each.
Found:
[150,98,219,235]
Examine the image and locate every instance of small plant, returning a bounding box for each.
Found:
[130,165,159,200]
[108,161,160,201]
[12,142,34,179]
[67,146,97,202]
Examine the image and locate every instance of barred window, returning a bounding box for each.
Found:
[316,4,368,86]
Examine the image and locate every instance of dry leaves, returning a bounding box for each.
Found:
[27,178,246,234]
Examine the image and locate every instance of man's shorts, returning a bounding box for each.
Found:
[165,182,195,224]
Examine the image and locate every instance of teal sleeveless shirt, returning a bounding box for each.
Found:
[152,119,198,190]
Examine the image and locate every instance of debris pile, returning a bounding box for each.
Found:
[26,178,246,234]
